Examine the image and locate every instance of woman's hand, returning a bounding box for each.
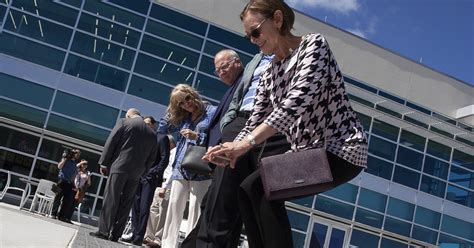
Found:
[180,128,198,140]
[203,140,252,169]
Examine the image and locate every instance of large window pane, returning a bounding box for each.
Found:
[0,98,47,128]
[423,156,449,180]
[0,33,65,70]
[208,25,259,55]
[107,0,149,14]
[446,184,473,208]
[287,210,309,232]
[46,114,110,145]
[140,35,199,69]
[368,136,396,161]
[372,119,399,141]
[420,175,446,198]
[438,234,473,248]
[0,127,39,155]
[449,165,474,190]
[146,19,203,51]
[0,6,6,27]
[83,0,144,29]
[4,10,73,48]
[31,160,59,182]
[314,196,354,220]
[134,53,194,85]
[365,155,393,180]
[414,206,440,229]
[128,75,173,105]
[350,229,379,248]
[0,149,33,176]
[77,13,140,49]
[452,149,474,170]
[358,188,387,212]
[426,140,451,161]
[396,146,423,170]
[441,215,473,240]
[411,225,438,245]
[64,54,129,91]
[149,4,207,36]
[52,91,119,128]
[292,231,306,248]
[0,73,54,109]
[199,54,217,76]
[289,195,314,209]
[322,183,358,203]
[309,223,327,248]
[399,130,425,152]
[195,73,228,101]
[356,112,371,132]
[387,197,414,221]
[355,208,383,228]
[393,166,420,190]
[384,217,411,237]
[71,32,135,70]
[380,238,408,248]
[12,0,78,26]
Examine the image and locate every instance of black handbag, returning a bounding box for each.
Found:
[181,145,213,175]
[260,148,333,201]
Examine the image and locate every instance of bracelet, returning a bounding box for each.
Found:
[246,134,257,147]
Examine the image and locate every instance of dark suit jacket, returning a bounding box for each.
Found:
[142,134,170,186]
[99,117,158,179]
[207,73,242,148]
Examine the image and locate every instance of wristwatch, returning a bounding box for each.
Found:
[246,134,257,147]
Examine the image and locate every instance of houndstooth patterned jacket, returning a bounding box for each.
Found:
[235,33,368,167]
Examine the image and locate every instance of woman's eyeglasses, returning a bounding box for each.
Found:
[245,17,268,40]
[178,95,193,107]
[214,57,237,76]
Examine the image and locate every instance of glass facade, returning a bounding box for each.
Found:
[0,1,472,247]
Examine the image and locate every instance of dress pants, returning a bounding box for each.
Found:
[98,173,140,239]
[161,178,211,248]
[144,187,171,244]
[51,180,74,219]
[130,178,158,243]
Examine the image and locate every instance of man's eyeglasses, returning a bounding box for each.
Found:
[214,57,237,76]
[245,17,268,40]
[178,94,193,107]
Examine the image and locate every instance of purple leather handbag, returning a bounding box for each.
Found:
[260,148,333,201]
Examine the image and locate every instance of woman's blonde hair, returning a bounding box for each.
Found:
[240,0,295,35]
[167,84,205,126]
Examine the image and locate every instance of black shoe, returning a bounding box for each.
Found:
[109,236,119,242]
[90,231,109,240]
[58,216,73,224]
[131,240,142,246]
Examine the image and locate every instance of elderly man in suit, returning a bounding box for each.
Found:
[90,108,158,242]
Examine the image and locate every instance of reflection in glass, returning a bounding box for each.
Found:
[399,130,425,152]
[71,32,135,70]
[365,155,393,180]
[46,114,110,145]
[310,223,327,248]
[452,149,474,170]
[368,136,396,161]
[426,140,451,161]
[52,91,119,128]
[135,53,193,85]
[0,149,33,176]
[0,127,39,155]
[83,0,144,29]
[128,76,173,106]
[12,0,78,26]
[396,146,423,170]
[0,98,47,128]
[146,19,203,51]
[77,13,140,48]
[392,166,420,190]
[423,156,449,180]
[420,175,446,198]
[5,10,73,48]
[446,184,473,208]
[449,165,473,190]
[0,73,54,109]
[0,32,65,70]
[32,160,59,182]
[355,208,383,228]
[64,54,129,91]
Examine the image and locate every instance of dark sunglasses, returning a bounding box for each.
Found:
[178,94,193,107]
[245,17,268,39]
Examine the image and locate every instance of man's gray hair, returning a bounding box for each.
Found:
[215,49,240,60]
[126,108,141,118]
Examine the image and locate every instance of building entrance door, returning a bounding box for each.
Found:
[307,217,349,248]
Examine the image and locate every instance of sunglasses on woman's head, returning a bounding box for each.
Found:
[245,17,268,39]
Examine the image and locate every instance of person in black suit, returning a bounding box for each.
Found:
[90,108,158,241]
[121,116,171,246]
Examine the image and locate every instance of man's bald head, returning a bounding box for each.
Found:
[126,108,141,118]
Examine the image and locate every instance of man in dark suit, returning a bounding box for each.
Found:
[123,116,171,246]
[90,108,158,241]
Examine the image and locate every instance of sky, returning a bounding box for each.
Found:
[286,0,474,85]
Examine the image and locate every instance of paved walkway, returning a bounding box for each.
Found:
[0,203,135,248]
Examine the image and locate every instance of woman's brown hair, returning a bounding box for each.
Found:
[240,0,295,35]
[167,84,205,127]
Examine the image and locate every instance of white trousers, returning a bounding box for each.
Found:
[161,179,211,248]
[144,187,170,243]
